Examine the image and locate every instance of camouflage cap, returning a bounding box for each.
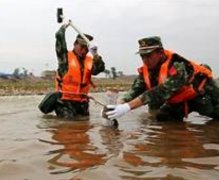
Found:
[76,34,93,46]
[136,36,163,55]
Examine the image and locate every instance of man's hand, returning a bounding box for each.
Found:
[62,20,71,29]
[89,44,98,56]
[101,106,119,128]
[106,103,131,119]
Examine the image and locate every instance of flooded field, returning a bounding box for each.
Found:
[1,93,219,180]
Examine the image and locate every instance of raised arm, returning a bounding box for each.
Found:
[55,24,68,77]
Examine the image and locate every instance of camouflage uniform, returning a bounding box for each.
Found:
[54,25,105,119]
[122,37,219,121]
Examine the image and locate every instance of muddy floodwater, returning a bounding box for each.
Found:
[1,93,219,180]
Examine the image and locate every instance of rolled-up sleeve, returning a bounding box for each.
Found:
[122,75,146,102]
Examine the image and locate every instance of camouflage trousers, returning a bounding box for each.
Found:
[154,94,219,121]
[54,99,89,120]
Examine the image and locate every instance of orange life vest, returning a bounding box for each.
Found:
[138,50,213,104]
[56,51,93,102]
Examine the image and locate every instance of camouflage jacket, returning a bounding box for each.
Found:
[55,25,105,78]
[122,52,219,109]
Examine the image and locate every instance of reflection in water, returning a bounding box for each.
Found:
[38,117,125,177]
[124,123,205,165]
[118,116,219,179]
[37,109,219,179]
[99,127,123,156]
[2,95,219,179]
[39,120,107,174]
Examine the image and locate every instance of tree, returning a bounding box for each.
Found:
[22,67,28,76]
[117,71,124,77]
[13,67,29,78]
[13,68,20,78]
[111,67,117,79]
[104,69,111,78]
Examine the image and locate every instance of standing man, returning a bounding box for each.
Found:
[55,23,105,119]
[105,36,219,121]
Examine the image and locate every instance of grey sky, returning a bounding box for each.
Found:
[0,0,219,76]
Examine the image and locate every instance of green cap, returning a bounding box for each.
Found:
[136,36,163,55]
[76,34,93,46]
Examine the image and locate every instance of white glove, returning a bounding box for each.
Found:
[106,103,131,119]
[101,106,119,128]
[89,44,98,56]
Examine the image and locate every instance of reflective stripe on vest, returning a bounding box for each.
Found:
[61,51,93,101]
[138,50,213,104]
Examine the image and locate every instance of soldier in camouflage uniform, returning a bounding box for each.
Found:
[105,36,219,121]
[54,23,105,119]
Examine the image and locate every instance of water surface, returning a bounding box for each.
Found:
[0,94,219,180]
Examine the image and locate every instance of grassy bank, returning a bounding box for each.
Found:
[0,76,135,96]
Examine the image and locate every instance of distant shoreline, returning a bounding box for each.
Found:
[0,76,135,96]
[1,76,219,96]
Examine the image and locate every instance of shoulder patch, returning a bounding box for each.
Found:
[169,66,177,76]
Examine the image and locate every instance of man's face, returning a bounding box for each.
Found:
[141,50,161,70]
[74,43,89,58]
